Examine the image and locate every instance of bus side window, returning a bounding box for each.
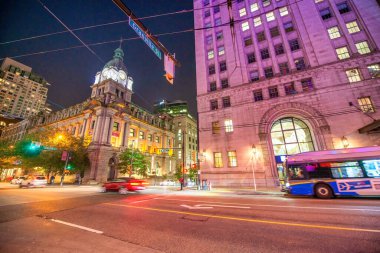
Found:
[362,160,380,177]
[307,164,331,179]
[289,166,305,180]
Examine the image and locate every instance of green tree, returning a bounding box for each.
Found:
[118,148,148,177]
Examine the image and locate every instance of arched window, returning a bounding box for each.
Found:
[271,117,314,156]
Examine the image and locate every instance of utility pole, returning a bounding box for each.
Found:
[181,129,185,190]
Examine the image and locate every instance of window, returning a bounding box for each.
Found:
[225,119,233,132]
[355,41,371,54]
[250,3,259,12]
[257,32,266,42]
[270,27,280,37]
[363,160,380,177]
[367,64,380,78]
[346,21,360,33]
[358,97,375,113]
[263,0,271,7]
[315,0,324,2]
[218,46,225,56]
[211,4,219,13]
[345,68,361,83]
[212,121,221,134]
[301,78,314,91]
[222,97,231,108]
[284,82,297,95]
[284,22,294,33]
[155,136,160,143]
[206,35,213,45]
[264,67,274,78]
[289,39,300,51]
[220,61,227,72]
[261,48,270,60]
[336,46,350,60]
[228,151,237,167]
[129,128,135,137]
[203,0,210,6]
[253,89,263,101]
[214,152,223,168]
[209,65,215,75]
[320,8,332,20]
[247,53,256,63]
[207,50,214,59]
[216,31,223,40]
[337,2,350,14]
[327,26,341,39]
[205,22,212,29]
[266,11,275,22]
[271,117,315,156]
[139,131,145,139]
[205,10,210,18]
[244,36,253,46]
[113,122,119,131]
[239,8,247,17]
[215,18,222,26]
[210,99,218,110]
[295,58,306,70]
[209,81,217,91]
[250,71,259,82]
[254,17,262,27]
[279,7,288,16]
[275,44,285,55]
[279,62,289,75]
[221,79,229,88]
[269,86,278,98]
[331,162,364,178]
[242,21,250,31]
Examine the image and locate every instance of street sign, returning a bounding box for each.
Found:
[129,17,162,60]
[61,150,68,161]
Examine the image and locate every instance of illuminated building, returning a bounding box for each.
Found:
[194,0,380,187]
[0,47,176,183]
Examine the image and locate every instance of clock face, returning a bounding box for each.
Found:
[119,71,126,80]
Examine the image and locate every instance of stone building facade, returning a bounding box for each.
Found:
[194,0,380,187]
[1,47,176,183]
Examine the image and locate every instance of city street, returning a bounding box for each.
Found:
[0,185,379,253]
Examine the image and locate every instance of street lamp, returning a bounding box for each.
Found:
[341,136,349,148]
[251,144,257,191]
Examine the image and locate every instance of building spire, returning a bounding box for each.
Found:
[119,36,123,49]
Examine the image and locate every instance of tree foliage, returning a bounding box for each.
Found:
[118,148,149,177]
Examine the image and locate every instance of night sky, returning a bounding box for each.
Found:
[0,0,196,116]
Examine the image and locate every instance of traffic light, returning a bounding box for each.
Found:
[191,164,197,169]
[66,164,73,170]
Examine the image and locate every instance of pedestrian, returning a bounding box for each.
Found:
[50,175,55,185]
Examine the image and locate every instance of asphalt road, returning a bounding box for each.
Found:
[0,186,379,253]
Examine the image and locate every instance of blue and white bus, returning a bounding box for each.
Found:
[284,146,380,198]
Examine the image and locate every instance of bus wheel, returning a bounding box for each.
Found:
[315,184,333,199]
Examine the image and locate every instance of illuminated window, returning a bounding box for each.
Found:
[345,69,361,83]
[113,122,119,131]
[178,150,182,159]
[355,41,371,54]
[242,21,250,31]
[129,128,135,137]
[148,134,152,141]
[239,8,247,17]
[212,121,221,134]
[207,50,214,59]
[155,136,160,143]
[225,119,233,132]
[266,12,275,22]
[218,46,225,56]
[367,64,380,78]
[254,17,262,27]
[271,117,314,156]
[227,151,237,167]
[328,26,341,39]
[279,7,288,16]
[336,46,350,60]
[346,21,360,34]
[358,97,375,113]
[315,0,323,2]
[250,3,259,12]
[139,131,145,139]
[214,152,223,168]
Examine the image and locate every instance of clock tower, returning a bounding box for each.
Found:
[91,47,133,104]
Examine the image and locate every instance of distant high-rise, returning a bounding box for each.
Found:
[194,0,380,187]
[0,58,49,118]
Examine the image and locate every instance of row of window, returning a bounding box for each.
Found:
[128,128,163,143]
[320,1,351,21]
[336,41,371,60]
[346,64,379,83]
[210,96,231,110]
[213,151,237,168]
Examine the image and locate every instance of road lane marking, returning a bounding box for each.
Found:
[51,219,103,234]
[104,203,380,233]
[181,204,213,209]
[159,198,380,212]
[181,204,251,209]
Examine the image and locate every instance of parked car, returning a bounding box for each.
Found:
[20,175,47,188]
[160,179,176,186]
[100,177,149,194]
[10,176,27,184]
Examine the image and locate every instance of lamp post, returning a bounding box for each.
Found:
[341,136,349,148]
[251,144,257,192]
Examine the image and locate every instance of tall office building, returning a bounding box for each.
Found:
[194,0,380,187]
[0,58,49,118]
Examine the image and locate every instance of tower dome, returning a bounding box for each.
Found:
[103,47,128,74]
